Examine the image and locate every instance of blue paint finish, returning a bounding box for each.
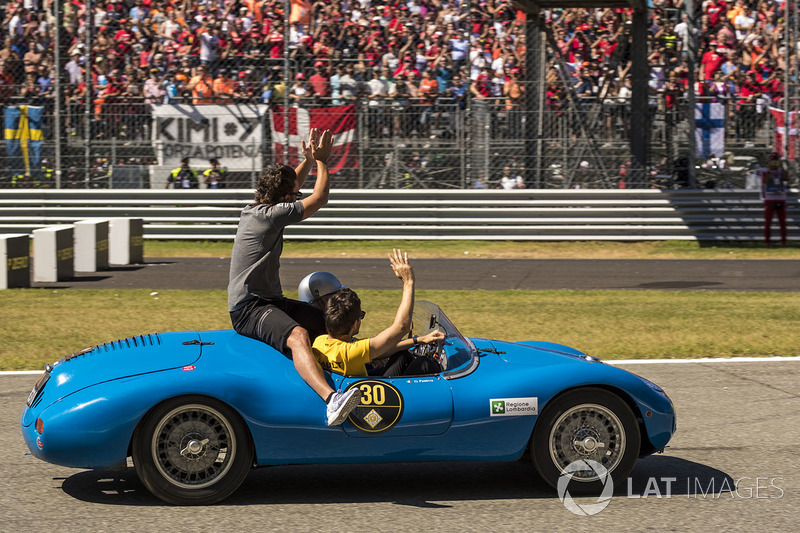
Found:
[20,302,676,473]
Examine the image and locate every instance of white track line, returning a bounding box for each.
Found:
[1,356,800,376]
[609,356,800,365]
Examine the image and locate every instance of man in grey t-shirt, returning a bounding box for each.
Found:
[228,128,361,426]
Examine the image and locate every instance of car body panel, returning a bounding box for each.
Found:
[21,302,676,473]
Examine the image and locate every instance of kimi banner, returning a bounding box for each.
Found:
[769,107,799,161]
[694,103,725,159]
[270,105,357,173]
[4,106,44,177]
[150,104,269,170]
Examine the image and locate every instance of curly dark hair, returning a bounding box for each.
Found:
[254,163,297,206]
[324,288,362,337]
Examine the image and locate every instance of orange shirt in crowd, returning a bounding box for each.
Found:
[213,77,235,102]
[419,76,438,104]
[189,74,215,104]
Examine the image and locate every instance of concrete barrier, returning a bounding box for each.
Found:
[109,218,144,265]
[32,225,74,282]
[74,219,109,272]
[1,233,30,289]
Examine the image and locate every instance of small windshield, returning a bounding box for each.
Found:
[410,301,477,374]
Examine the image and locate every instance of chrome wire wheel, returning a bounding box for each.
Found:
[548,403,626,482]
[151,404,236,489]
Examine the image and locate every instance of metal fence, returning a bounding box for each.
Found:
[1,92,785,191]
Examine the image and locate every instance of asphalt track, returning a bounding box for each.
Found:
[3,361,799,531]
[29,257,800,292]
[7,257,799,530]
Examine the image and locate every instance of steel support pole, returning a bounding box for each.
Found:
[686,0,698,188]
[524,9,544,187]
[629,8,649,187]
[84,0,93,188]
[283,0,291,163]
[53,0,62,188]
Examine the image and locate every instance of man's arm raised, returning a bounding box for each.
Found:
[300,129,333,220]
[295,128,320,189]
[368,249,416,360]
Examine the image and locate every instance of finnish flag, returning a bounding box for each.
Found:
[695,103,725,158]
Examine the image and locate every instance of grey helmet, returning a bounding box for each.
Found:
[298,271,345,303]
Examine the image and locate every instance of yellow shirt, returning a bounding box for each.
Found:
[312,335,371,377]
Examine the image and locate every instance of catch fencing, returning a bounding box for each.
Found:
[0,95,786,191]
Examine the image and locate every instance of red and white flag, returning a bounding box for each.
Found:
[270,105,357,173]
[770,107,799,161]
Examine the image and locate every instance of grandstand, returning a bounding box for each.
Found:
[0,0,796,189]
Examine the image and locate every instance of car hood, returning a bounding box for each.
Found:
[484,339,600,367]
[22,331,203,425]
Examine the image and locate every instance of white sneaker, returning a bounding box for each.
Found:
[326,388,362,426]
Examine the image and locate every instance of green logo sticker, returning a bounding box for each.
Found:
[490,397,538,417]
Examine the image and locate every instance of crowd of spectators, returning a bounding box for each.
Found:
[0,0,794,186]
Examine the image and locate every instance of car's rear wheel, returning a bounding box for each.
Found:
[531,388,640,495]
[132,395,253,505]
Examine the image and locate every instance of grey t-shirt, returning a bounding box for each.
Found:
[227,200,304,311]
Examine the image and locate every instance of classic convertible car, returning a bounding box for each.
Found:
[21,301,675,505]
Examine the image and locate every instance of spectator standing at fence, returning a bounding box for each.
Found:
[166,157,199,189]
[418,69,438,136]
[500,165,525,189]
[367,66,390,136]
[289,72,312,107]
[203,158,227,189]
[187,63,215,104]
[213,68,235,103]
[738,70,762,141]
[760,152,788,247]
[143,67,165,104]
[309,61,331,102]
[503,67,524,137]
[339,64,359,102]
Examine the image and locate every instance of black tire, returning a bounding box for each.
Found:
[132,395,253,505]
[531,387,640,495]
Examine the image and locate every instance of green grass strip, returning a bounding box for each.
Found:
[2,289,798,370]
[143,240,800,260]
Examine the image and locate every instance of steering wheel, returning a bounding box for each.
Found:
[410,329,446,367]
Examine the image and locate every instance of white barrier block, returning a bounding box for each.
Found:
[1,234,30,289]
[109,217,144,265]
[74,219,109,272]
[33,225,74,282]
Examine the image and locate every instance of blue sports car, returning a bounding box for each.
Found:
[21,300,676,505]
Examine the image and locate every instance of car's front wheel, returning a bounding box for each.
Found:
[531,388,640,494]
[132,395,253,505]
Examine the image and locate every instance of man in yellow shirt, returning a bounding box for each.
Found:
[312,249,444,377]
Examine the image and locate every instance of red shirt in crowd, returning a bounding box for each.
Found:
[701,49,724,79]
[309,72,330,97]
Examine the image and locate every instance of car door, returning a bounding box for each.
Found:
[334,373,453,437]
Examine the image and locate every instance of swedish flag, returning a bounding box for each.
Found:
[4,106,44,178]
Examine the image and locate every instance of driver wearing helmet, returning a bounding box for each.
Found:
[311,249,444,377]
[760,151,789,247]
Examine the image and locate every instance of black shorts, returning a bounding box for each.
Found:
[230,297,325,357]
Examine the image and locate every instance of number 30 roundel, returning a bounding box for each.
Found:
[344,380,404,434]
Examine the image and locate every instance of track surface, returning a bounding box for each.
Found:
[30,257,800,291]
[9,257,799,529]
[4,362,799,531]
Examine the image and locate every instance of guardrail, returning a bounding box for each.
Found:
[0,189,797,241]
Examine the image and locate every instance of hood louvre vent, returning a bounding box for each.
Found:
[61,334,162,363]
